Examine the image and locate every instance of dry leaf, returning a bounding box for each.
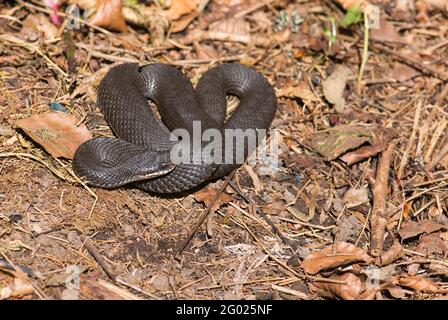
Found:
[165,0,198,20]
[301,242,372,275]
[310,125,372,161]
[90,0,128,32]
[170,11,198,33]
[276,80,318,104]
[398,219,447,240]
[0,277,34,300]
[20,13,58,41]
[310,272,365,300]
[421,0,448,10]
[399,276,447,293]
[415,232,448,255]
[340,128,397,165]
[343,188,369,208]
[322,65,352,113]
[390,63,420,82]
[194,184,232,210]
[371,18,404,43]
[15,112,92,159]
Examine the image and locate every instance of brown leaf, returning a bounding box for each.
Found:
[194,185,232,210]
[398,219,448,240]
[371,18,404,43]
[415,232,448,255]
[343,188,369,208]
[399,276,448,293]
[310,272,365,300]
[164,0,197,21]
[20,13,58,41]
[170,11,198,33]
[90,0,128,32]
[301,242,372,275]
[276,80,318,104]
[340,128,397,165]
[322,65,352,113]
[310,125,372,161]
[15,112,92,159]
[390,63,420,83]
[0,277,34,300]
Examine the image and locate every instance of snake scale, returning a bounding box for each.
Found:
[72,63,277,194]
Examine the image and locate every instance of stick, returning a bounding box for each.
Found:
[177,170,236,255]
[369,141,396,256]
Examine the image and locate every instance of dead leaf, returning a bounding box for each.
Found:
[343,188,369,208]
[421,0,448,10]
[0,277,34,300]
[390,63,420,82]
[398,219,447,240]
[310,125,372,161]
[164,0,198,21]
[310,272,365,300]
[276,80,318,104]
[15,112,92,159]
[170,11,198,33]
[322,65,352,113]
[208,18,251,44]
[90,0,128,32]
[194,184,232,210]
[20,13,58,41]
[340,128,397,165]
[333,215,363,243]
[371,18,404,43]
[399,276,448,293]
[301,242,372,275]
[415,232,448,255]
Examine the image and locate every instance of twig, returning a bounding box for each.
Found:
[229,181,298,251]
[81,235,160,300]
[177,170,236,256]
[371,43,448,81]
[369,141,396,256]
[357,11,370,94]
[398,101,422,179]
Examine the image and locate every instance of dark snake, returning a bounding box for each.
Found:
[72,63,277,194]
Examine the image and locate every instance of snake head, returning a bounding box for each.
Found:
[132,162,176,182]
[73,137,176,188]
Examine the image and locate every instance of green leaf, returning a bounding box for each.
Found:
[341,6,362,28]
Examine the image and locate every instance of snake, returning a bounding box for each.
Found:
[72,63,277,194]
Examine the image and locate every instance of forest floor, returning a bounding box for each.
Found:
[0,0,448,300]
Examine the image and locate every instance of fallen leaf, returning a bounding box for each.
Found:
[15,112,92,159]
[276,80,318,104]
[333,215,363,243]
[194,184,232,210]
[90,0,128,32]
[343,188,369,208]
[310,272,365,300]
[340,128,397,165]
[399,276,448,293]
[0,277,34,300]
[301,242,372,275]
[164,0,198,21]
[310,125,372,161]
[322,65,352,113]
[20,13,58,41]
[371,18,404,43]
[390,63,420,82]
[398,219,447,240]
[415,232,448,255]
[170,11,198,33]
[421,0,448,10]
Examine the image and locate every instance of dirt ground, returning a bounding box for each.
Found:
[0,0,448,300]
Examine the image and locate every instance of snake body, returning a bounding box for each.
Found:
[72,63,277,194]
